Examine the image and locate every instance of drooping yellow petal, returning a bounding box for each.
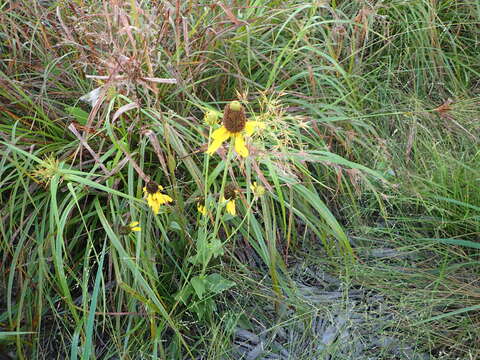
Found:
[129,221,139,227]
[207,126,232,155]
[207,137,224,155]
[234,133,248,157]
[211,126,231,140]
[244,121,265,136]
[155,193,173,204]
[147,198,160,215]
[131,226,141,232]
[226,200,236,216]
[146,193,163,214]
[146,195,155,207]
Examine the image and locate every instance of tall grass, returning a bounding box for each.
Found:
[1,0,479,358]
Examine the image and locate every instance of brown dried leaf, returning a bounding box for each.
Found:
[112,102,139,123]
[433,98,453,116]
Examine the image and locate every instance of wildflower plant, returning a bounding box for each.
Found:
[207,101,264,157]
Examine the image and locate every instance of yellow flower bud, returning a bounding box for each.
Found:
[204,110,219,126]
[250,182,266,197]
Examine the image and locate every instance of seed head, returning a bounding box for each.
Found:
[224,183,238,200]
[146,181,160,194]
[223,101,246,133]
[118,226,131,235]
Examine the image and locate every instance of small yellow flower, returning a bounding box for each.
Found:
[143,181,173,215]
[197,203,207,216]
[119,221,141,235]
[222,183,238,216]
[206,101,264,158]
[250,182,265,197]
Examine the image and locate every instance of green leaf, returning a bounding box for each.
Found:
[433,196,480,212]
[207,238,224,259]
[65,174,140,202]
[169,221,182,231]
[188,235,224,266]
[190,298,216,321]
[174,285,193,305]
[190,276,206,300]
[65,106,89,125]
[1,141,42,164]
[206,273,235,294]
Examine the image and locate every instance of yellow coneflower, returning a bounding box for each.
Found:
[119,221,141,235]
[250,182,266,198]
[222,183,238,216]
[206,101,264,158]
[143,181,173,215]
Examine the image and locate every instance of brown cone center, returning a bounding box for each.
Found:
[224,184,237,200]
[223,103,246,133]
[146,181,159,194]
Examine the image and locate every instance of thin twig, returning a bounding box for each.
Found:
[68,123,110,175]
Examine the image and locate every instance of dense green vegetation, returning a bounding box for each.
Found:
[0,0,479,358]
